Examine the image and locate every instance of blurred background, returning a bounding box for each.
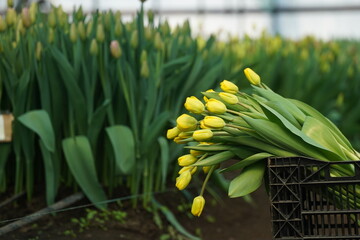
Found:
[2,0,360,39]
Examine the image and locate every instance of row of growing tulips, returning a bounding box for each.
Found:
[0,2,239,207]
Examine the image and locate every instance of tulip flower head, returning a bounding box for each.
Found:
[206,99,227,114]
[244,68,261,86]
[167,127,181,139]
[184,96,205,114]
[219,92,239,104]
[220,80,238,94]
[191,196,205,217]
[176,114,198,131]
[178,154,197,166]
[203,116,225,129]
[175,170,191,190]
[193,129,213,141]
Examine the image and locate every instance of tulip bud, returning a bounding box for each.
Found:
[179,166,197,175]
[69,23,78,43]
[193,129,213,141]
[77,22,86,40]
[35,42,42,61]
[144,27,152,41]
[140,61,150,78]
[190,149,203,157]
[48,10,56,28]
[178,154,197,167]
[191,196,205,217]
[86,20,93,37]
[114,11,122,21]
[90,39,98,56]
[16,21,25,37]
[110,40,122,59]
[104,11,112,30]
[29,2,37,24]
[48,28,55,43]
[203,116,225,129]
[167,127,180,139]
[114,21,122,37]
[184,96,205,114]
[130,30,138,49]
[96,24,105,43]
[175,170,191,190]
[7,0,13,7]
[206,99,227,114]
[219,92,239,104]
[75,6,84,21]
[244,68,261,86]
[176,114,198,132]
[161,20,170,35]
[147,10,154,23]
[199,120,209,129]
[220,80,239,94]
[6,8,16,26]
[21,8,31,28]
[140,50,147,63]
[203,89,214,103]
[154,32,163,51]
[0,16,7,32]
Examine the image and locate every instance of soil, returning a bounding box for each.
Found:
[0,186,272,240]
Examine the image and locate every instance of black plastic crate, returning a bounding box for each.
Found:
[268,157,360,240]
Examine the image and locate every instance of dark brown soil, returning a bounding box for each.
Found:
[0,186,272,240]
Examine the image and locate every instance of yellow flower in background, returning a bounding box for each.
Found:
[176,114,198,131]
[219,92,239,104]
[90,39,98,56]
[191,196,205,217]
[193,129,213,141]
[175,170,191,190]
[6,8,16,26]
[184,96,205,114]
[220,80,238,94]
[179,166,197,175]
[70,23,78,43]
[203,89,214,103]
[167,127,180,139]
[203,116,225,129]
[178,154,197,166]
[244,68,261,86]
[0,16,6,32]
[96,24,105,43]
[206,99,227,114]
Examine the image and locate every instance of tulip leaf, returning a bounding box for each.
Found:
[192,151,235,166]
[39,140,57,205]
[302,116,346,160]
[18,110,55,152]
[62,136,107,208]
[221,152,273,173]
[228,161,266,198]
[185,144,233,152]
[158,136,170,187]
[106,125,135,174]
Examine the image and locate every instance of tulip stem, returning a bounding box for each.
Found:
[200,165,215,196]
[226,124,254,133]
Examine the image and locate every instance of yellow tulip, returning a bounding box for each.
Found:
[244,68,261,86]
[78,22,86,40]
[220,80,238,94]
[90,39,98,56]
[6,8,16,26]
[114,21,122,37]
[184,96,205,114]
[22,8,31,28]
[190,149,203,157]
[0,16,7,32]
[191,196,205,217]
[193,129,213,141]
[48,10,56,28]
[96,24,105,43]
[167,127,180,139]
[203,116,225,129]
[130,30,138,49]
[203,89,214,103]
[70,23,78,43]
[219,92,239,104]
[176,114,197,131]
[48,28,55,43]
[175,170,191,190]
[140,61,150,78]
[206,99,227,114]
[178,166,197,175]
[202,166,211,174]
[199,120,209,129]
[178,154,197,166]
[154,32,163,51]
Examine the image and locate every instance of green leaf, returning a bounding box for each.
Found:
[106,125,135,174]
[158,137,169,187]
[220,153,273,173]
[193,151,235,166]
[18,110,55,152]
[228,161,266,198]
[0,144,11,187]
[39,140,57,205]
[62,136,107,208]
